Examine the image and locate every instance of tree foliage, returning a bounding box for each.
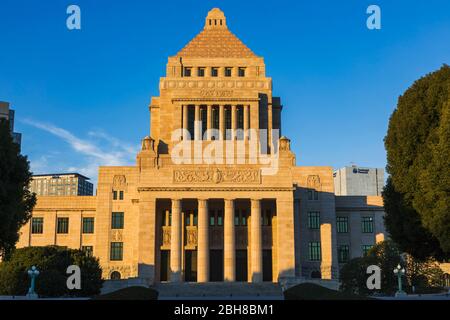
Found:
[0,119,36,259]
[340,241,444,295]
[340,241,401,295]
[384,64,450,258]
[0,246,103,297]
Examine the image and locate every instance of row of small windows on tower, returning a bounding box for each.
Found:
[306,213,374,233]
[208,19,223,26]
[183,67,246,77]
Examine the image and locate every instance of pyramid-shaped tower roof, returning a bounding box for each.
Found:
[175,8,258,58]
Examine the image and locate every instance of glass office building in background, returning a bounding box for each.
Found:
[29,173,94,196]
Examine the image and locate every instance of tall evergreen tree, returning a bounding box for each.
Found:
[384,64,450,259]
[0,118,36,259]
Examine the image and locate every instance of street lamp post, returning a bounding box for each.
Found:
[26,266,40,299]
[393,264,407,297]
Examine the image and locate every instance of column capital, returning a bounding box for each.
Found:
[172,198,181,207]
[198,198,209,208]
[224,199,235,206]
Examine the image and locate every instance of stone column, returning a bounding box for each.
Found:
[170,199,182,282]
[183,105,188,140]
[320,223,333,279]
[276,196,295,280]
[231,105,237,140]
[251,199,263,282]
[219,105,225,140]
[194,105,200,141]
[138,197,156,281]
[206,105,212,140]
[224,199,236,281]
[197,199,209,282]
[243,105,249,140]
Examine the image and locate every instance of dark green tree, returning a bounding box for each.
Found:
[0,118,36,259]
[0,246,103,297]
[383,177,444,260]
[384,64,450,258]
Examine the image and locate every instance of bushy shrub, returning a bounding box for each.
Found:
[0,246,103,297]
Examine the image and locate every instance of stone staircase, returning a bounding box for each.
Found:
[154,282,284,299]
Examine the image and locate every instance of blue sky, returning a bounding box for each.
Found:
[1,0,449,186]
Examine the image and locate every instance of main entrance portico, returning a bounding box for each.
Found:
[155,196,280,283]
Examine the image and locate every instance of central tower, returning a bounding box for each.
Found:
[149,8,282,160]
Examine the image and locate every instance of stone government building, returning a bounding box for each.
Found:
[17,8,387,285]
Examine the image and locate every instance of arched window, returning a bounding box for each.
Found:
[110,271,121,280]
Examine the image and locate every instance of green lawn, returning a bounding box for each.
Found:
[284,283,373,300]
[92,286,159,300]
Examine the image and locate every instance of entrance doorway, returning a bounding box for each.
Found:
[236,250,248,281]
[160,250,170,282]
[209,250,224,281]
[184,250,197,282]
[263,249,273,281]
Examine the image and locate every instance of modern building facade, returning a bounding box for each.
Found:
[0,101,22,148]
[17,8,387,284]
[333,166,384,196]
[29,173,94,196]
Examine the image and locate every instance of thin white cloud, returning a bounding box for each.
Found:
[22,118,139,185]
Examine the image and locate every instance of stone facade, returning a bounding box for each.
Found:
[17,8,387,284]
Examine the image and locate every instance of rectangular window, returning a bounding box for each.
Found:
[336,217,349,233]
[113,190,118,200]
[185,214,191,226]
[57,217,69,234]
[308,212,320,229]
[187,105,195,140]
[110,242,123,261]
[263,209,272,226]
[193,211,198,226]
[211,67,218,77]
[241,213,247,226]
[234,209,240,226]
[198,67,205,77]
[209,210,215,226]
[200,106,207,140]
[308,242,321,261]
[212,106,219,131]
[362,217,374,233]
[236,106,244,140]
[362,245,374,256]
[111,212,124,229]
[225,67,232,77]
[238,67,246,77]
[82,246,93,257]
[307,189,319,201]
[31,217,44,234]
[217,210,223,226]
[338,245,350,263]
[225,106,232,140]
[82,217,94,234]
[183,67,191,77]
[119,191,124,200]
